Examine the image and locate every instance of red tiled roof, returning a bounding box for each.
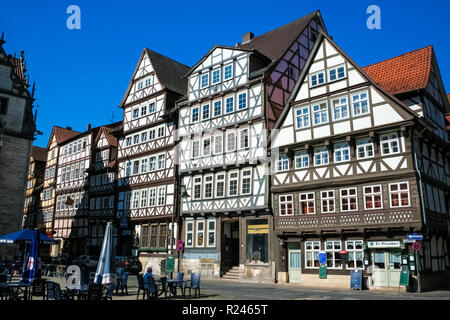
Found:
[53,126,81,145]
[31,146,47,162]
[362,46,433,95]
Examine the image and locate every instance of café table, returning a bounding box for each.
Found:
[156,278,187,298]
[65,283,89,300]
[0,281,31,300]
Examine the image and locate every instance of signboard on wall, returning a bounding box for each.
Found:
[247,224,269,234]
[367,241,401,249]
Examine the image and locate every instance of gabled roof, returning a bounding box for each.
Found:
[47,126,81,149]
[94,121,122,147]
[238,11,325,71]
[31,146,47,162]
[119,49,190,108]
[145,49,190,95]
[362,46,433,95]
[271,32,417,142]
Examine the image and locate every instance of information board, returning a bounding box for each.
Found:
[350,269,363,290]
[318,251,327,264]
[319,264,327,279]
[165,256,175,273]
[399,267,410,286]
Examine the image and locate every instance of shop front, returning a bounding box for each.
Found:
[367,240,405,288]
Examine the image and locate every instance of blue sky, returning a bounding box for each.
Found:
[0,0,448,148]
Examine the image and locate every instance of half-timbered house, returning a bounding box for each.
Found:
[87,122,121,256]
[116,49,189,272]
[270,32,450,290]
[41,126,80,255]
[177,11,326,282]
[22,146,47,229]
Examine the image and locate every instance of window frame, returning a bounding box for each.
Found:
[193,176,202,200]
[380,133,400,155]
[279,194,294,216]
[310,71,326,88]
[207,219,216,248]
[327,64,346,82]
[305,241,321,269]
[200,73,209,89]
[223,64,233,80]
[340,188,358,212]
[312,101,329,126]
[351,91,370,117]
[240,169,252,196]
[196,220,205,247]
[334,142,351,163]
[238,92,247,110]
[228,171,239,197]
[185,220,194,248]
[389,182,410,208]
[363,185,383,210]
[204,174,214,199]
[321,190,335,213]
[295,106,310,129]
[299,192,315,215]
[191,107,200,123]
[356,138,374,159]
[314,147,329,166]
[331,95,349,121]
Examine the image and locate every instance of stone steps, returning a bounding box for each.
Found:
[221,266,241,281]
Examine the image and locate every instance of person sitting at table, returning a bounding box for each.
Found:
[143,267,153,284]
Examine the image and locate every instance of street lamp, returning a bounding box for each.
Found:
[173,183,190,276]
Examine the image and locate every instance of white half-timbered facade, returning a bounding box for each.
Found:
[177,12,327,282]
[116,48,189,265]
[270,32,450,290]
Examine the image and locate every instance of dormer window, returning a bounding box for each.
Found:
[310,71,325,87]
[201,73,209,88]
[212,69,221,84]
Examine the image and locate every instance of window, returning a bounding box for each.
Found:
[321,190,335,213]
[149,156,156,171]
[277,154,289,172]
[389,182,410,207]
[133,160,139,175]
[314,147,328,166]
[192,140,200,158]
[241,170,252,195]
[140,189,148,208]
[193,177,202,200]
[351,91,369,116]
[148,188,156,207]
[334,142,350,163]
[201,138,210,156]
[212,69,220,84]
[246,219,269,264]
[141,105,147,116]
[149,129,155,140]
[204,175,213,199]
[300,192,315,214]
[380,133,400,155]
[150,225,157,247]
[132,190,140,209]
[145,77,152,87]
[346,240,364,269]
[364,185,383,210]
[356,138,374,159]
[213,101,222,117]
[239,129,249,149]
[126,137,132,146]
[331,96,349,121]
[201,73,209,88]
[226,132,236,152]
[192,107,199,122]
[340,188,358,211]
[305,241,321,268]
[215,173,225,198]
[133,109,139,119]
[228,171,238,196]
[238,93,247,110]
[310,71,325,87]
[207,220,216,247]
[312,102,328,125]
[224,64,233,80]
[295,106,310,129]
[157,186,165,206]
[0,97,8,115]
[325,241,342,269]
[141,132,147,142]
[158,154,165,169]
[186,221,194,248]
[157,126,165,138]
[214,135,223,154]
[225,97,234,113]
[137,82,143,90]
[295,151,309,169]
[279,194,294,216]
[149,103,156,113]
[125,161,131,177]
[196,220,205,247]
[133,135,139,145]
[159,224,167,249]
[328,65,346,82]
[202,104,210,120]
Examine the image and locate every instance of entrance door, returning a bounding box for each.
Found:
[288,249,302,283]
[372,251,402,287]
[221,220,239,276]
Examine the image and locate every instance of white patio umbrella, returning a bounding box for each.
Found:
[94,221,116,285]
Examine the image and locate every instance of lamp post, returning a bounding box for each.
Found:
[174,184,190,276]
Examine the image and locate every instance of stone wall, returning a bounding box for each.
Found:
[0,135,32,257]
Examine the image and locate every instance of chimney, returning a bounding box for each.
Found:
[87,123,91,131]
[66,126,72,130]
[242,32,254,44]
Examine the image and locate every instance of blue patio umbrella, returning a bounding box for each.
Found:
[94,221,116,285]
[0,228,58,245]
[20,229,41,284]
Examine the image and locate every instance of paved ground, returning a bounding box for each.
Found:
[32,275,450,300]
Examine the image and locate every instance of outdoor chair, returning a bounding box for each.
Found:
[147,276,159,299]
[87,283,104,300]
[29,278,47,300]
[46,264,57,277]
[158,276,168,299]
[46,281,70,300]
[174,272,185,297]
[104,284,114,300]
[185,273,201,298]
[136,274,149,300]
